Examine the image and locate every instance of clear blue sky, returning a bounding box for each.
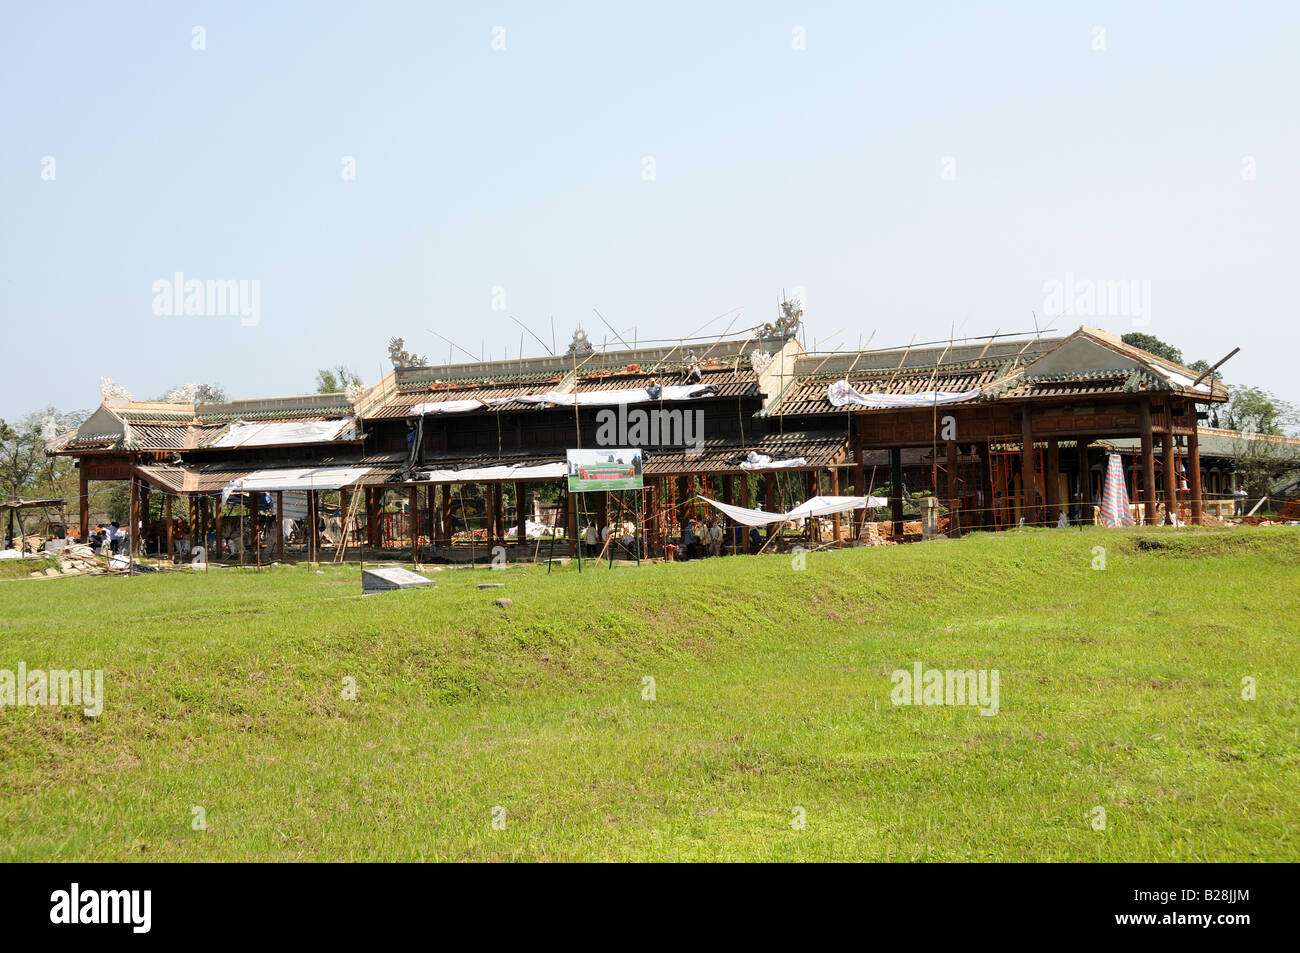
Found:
[2,1,1297,421]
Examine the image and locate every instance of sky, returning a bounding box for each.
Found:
[2,1,1297,422]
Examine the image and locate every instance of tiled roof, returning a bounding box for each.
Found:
[766,360,1007,417]
[364,374,567,419]
[642,431,848,475]
[575,366,759,400]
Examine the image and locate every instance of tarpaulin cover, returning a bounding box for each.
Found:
[222,465,372,502]
[1098,453,1137,527]
[827,379,981,408]
[414,462,567,483]
[697,494,886,527]
[411,384,716,415]
[211,419,357,448]
[737,451,807,471]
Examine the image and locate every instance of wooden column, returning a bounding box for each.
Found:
[441,486,453,545]
[1076,442,1091,525]
[165,495,173,562]
[764,473,776,512]
[428,484,438,549]
[1162,431,1177,524]
[946,438,960,536]
[1188,428,1204,525]
[214,494,224,561]
[1046,438,1060,525]
[248,489,258,561]
[410,486,420,561]
[566,490,578,557]
[1139,399,1157,525]
[853,432,867,540]
[276,491,284,559]
[514,482,526,547]
[981,441,995,530]
[890,447,904,537]
[129,478,139,556]
[1021,408,1037,526]
[830,468,841,543]
[79,465,89,542]
[740,473,752,552]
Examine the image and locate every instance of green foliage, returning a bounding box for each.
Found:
[1121,332,1184,365]
[315,365,363,394]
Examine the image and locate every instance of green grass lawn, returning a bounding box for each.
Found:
[1,526,1296,861]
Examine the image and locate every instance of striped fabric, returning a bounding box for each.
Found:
[1099,453,1136,527]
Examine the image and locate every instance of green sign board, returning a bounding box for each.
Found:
[566,449,644,492]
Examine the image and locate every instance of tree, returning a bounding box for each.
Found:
[315,365,364,394]
[1220,386,1296,437]
[1121,332,1184,365]
[0,408,85,536]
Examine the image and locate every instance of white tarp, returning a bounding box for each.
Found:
[222,465,372,501]
[415,461,567,483]
[212,418,357,448]
[409,399,493,415]
[785,495,887,520]
[827,379,981,408]
[698,494,886,527]
[516,385,715,407]
[410,384,715,415]
[738,451,807,471]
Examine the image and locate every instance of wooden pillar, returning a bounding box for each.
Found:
[1076,442,1091,525]
[248,489,259,561]
[1188,428,1204,525]
[441,485,453,545]
[78,465,89,542]
[945,438,960,536]
[495,483,506,541]
[428,484,437,548]
[830,468,841,543]
[410,486,420,561]
[165,495,173,562]
[215,495,225,561]
[566,490,578,557]
[276,491,285,559]
[853,433,867,540]
[1046,438,1060,525]
[740,473,752,552]
[514,482,526,547]
[1021,408,1037,526]
[1162,431,1177,524]
[1139,399,1157,525]
[764,473,776,512]
[981,441,995,530]
[890,447,904,537]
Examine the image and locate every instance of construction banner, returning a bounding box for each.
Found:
[566,449,644,493]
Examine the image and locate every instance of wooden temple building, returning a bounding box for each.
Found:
[47,325,1230,563]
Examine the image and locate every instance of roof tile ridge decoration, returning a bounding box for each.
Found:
[976,359,1033,400]
[1121,367,1170,393]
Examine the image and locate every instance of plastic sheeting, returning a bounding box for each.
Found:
[410,384,716,415]
[211,418,357,447]
[697,494,886,527]
[737,452,807,471]
[414,461,567,483]
[1098,453,1137,527]
[222,465,373,502]
[827,379,981,408]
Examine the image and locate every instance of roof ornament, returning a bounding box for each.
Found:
[749,349,773,375]
[99,377,133,401]
[388,337,428,369]
[345,381,367,404]
[759,296,803,340]
[565,326,594,357]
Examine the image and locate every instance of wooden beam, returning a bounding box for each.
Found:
[1139,399,1157,525]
